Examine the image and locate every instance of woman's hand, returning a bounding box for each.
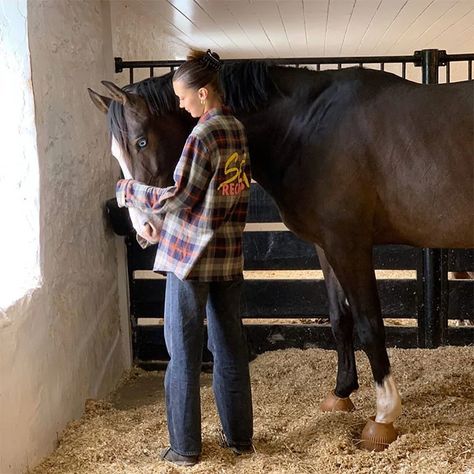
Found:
[140,221,161,244]
[128,207,162,244]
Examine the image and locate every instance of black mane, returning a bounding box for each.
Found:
[127,72,178,115]
[123,61,281,116]
[107,62,403,150]
[220,61,281,112]
[107,62,280,150]
[110,62,406,131]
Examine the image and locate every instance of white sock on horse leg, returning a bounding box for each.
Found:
[375,374,401,423]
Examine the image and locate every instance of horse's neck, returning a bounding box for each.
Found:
[235,67,328,193]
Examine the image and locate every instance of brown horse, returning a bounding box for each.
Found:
[89,62,473,449]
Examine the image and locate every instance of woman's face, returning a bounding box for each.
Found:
[173,79,205,118]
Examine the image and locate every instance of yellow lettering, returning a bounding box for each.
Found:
[218,152,250,193]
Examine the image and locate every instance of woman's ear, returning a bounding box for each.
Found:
[198,87,209,102]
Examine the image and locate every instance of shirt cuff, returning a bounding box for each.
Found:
[116,179,133,208]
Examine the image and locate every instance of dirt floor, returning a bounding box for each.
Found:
[31,346,473,474]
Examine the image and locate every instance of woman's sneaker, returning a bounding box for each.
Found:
[217,428,254,455]
[160,447,199,466]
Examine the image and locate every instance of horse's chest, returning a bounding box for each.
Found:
[276,192,325,243]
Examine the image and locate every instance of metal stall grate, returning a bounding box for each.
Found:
[108,49,474,366]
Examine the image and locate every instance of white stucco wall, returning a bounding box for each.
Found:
[0,1,130,473]
[0,1,40,315]
[110,1,188,85]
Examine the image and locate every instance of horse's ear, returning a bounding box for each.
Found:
[88,88,112,114]
[101,80,132,105]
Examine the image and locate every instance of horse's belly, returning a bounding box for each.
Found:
[374,199,474,248]
[373,148,473,248]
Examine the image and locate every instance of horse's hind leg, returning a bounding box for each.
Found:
[316,245,358,412]
[323,239,401,448]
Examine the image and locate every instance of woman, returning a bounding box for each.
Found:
[115,49,253,466]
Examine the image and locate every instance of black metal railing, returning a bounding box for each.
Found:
[115,50,474,84]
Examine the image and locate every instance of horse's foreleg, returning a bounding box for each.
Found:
[324,240,401,450]
[316,245,358,412]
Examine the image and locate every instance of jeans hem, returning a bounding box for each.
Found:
[170,446,201,457]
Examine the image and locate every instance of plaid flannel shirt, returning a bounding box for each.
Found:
[116,107,251,281]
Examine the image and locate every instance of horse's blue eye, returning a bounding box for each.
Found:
[137,138,147,149]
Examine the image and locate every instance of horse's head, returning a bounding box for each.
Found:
[88,79,195,187]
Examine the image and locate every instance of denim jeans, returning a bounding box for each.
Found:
[164,272,253,456]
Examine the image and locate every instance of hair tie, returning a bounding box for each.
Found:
[200,49,222,71]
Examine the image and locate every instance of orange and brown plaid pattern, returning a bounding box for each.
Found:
[116,107,251,281]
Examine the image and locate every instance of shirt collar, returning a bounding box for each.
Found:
[198,106,231,123]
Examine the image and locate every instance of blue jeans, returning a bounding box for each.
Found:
[164,272,253,456]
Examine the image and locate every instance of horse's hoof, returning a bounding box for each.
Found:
[320,391,355,412]
[359,416,397,451]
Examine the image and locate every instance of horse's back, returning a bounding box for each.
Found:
[259,68,473,249]
[362,77,473,247]
[311,71,474,248]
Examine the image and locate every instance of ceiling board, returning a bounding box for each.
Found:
[386,1,459,53]
[224,0,277,57]
[197,0,263,57]
[418,1,474,47]
[303,0,330,56]
[276,1,308,56]
[324,1,359,56]
[339,0,383,55]
[251,1,294,57]
[114,0,474,59]
[167,0,238,50]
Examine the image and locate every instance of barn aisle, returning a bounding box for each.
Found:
[32,347,473,474]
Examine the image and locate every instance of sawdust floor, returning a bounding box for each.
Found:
[32,346,473,474]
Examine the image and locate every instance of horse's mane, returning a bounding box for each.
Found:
[107,61,280,150]
[108,61,407,128]
[220,61,281,111]
[125,61,280,115]
[127,72,179,115]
